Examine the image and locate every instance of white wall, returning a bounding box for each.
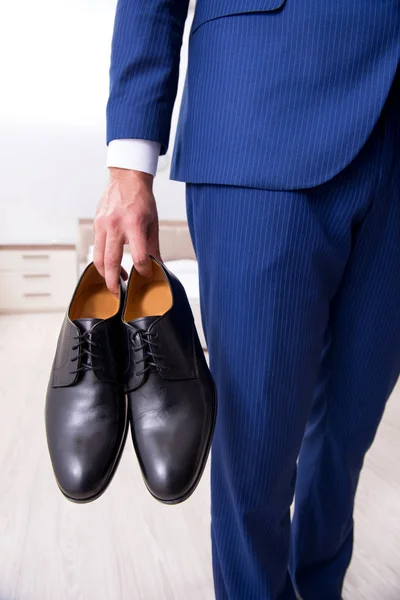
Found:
[0,0,193,244]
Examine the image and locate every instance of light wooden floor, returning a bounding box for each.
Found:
[0,312,399,600]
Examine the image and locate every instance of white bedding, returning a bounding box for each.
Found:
[164,259,200,301]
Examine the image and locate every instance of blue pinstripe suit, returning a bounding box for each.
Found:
[107,2,400,598]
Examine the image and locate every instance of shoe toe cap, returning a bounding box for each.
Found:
[144,461,197,503]
[135,421,211,504]
[55,457,108,502]
[46,406,127,502]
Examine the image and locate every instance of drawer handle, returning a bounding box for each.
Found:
[23,292,52,298]
[23,273,51,279]
[22,254,50,260]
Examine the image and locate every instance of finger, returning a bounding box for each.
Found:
[128,227,152,278]
[93,225,106,278]
[104,232,125,296]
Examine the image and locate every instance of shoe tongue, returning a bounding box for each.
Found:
[74,318,102,333]
[129,315,160,332]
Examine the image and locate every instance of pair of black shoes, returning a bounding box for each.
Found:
[45,257,217,504]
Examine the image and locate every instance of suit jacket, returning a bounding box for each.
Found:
[107,0,400,190]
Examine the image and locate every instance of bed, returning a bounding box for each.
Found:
[77,219,206,349]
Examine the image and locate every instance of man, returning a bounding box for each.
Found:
[94,1,400,598]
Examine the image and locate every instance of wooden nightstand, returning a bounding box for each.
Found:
[0,244,77,313]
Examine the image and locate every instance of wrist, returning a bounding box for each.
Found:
[108,167,153,186]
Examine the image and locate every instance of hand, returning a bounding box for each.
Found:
[93,168,161,295]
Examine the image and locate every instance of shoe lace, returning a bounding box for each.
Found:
[70,329,102,374]
[131,330,170,376]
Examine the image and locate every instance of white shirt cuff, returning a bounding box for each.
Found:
[107,139,161,176]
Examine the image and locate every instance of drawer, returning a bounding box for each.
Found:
[0,250,75,274]
[19,273,53,293]
[0,270,78,312]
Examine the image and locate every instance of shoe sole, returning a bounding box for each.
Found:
[57,399,129,504]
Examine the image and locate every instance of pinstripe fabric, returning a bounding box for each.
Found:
[107,0,400,189]
[185,91,400,599]
[107,0,190,155]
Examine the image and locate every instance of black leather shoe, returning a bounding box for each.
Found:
[123,256,217,504]
[45,263,128,503]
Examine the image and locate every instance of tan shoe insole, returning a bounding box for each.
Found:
[126,280,172,321]
[72,283,119,319]
[70,282,119,321]
[124,261,173,321]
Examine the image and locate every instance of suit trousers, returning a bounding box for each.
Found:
[185,94,400,600]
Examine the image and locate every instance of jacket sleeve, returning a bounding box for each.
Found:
[106,0,190,155]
